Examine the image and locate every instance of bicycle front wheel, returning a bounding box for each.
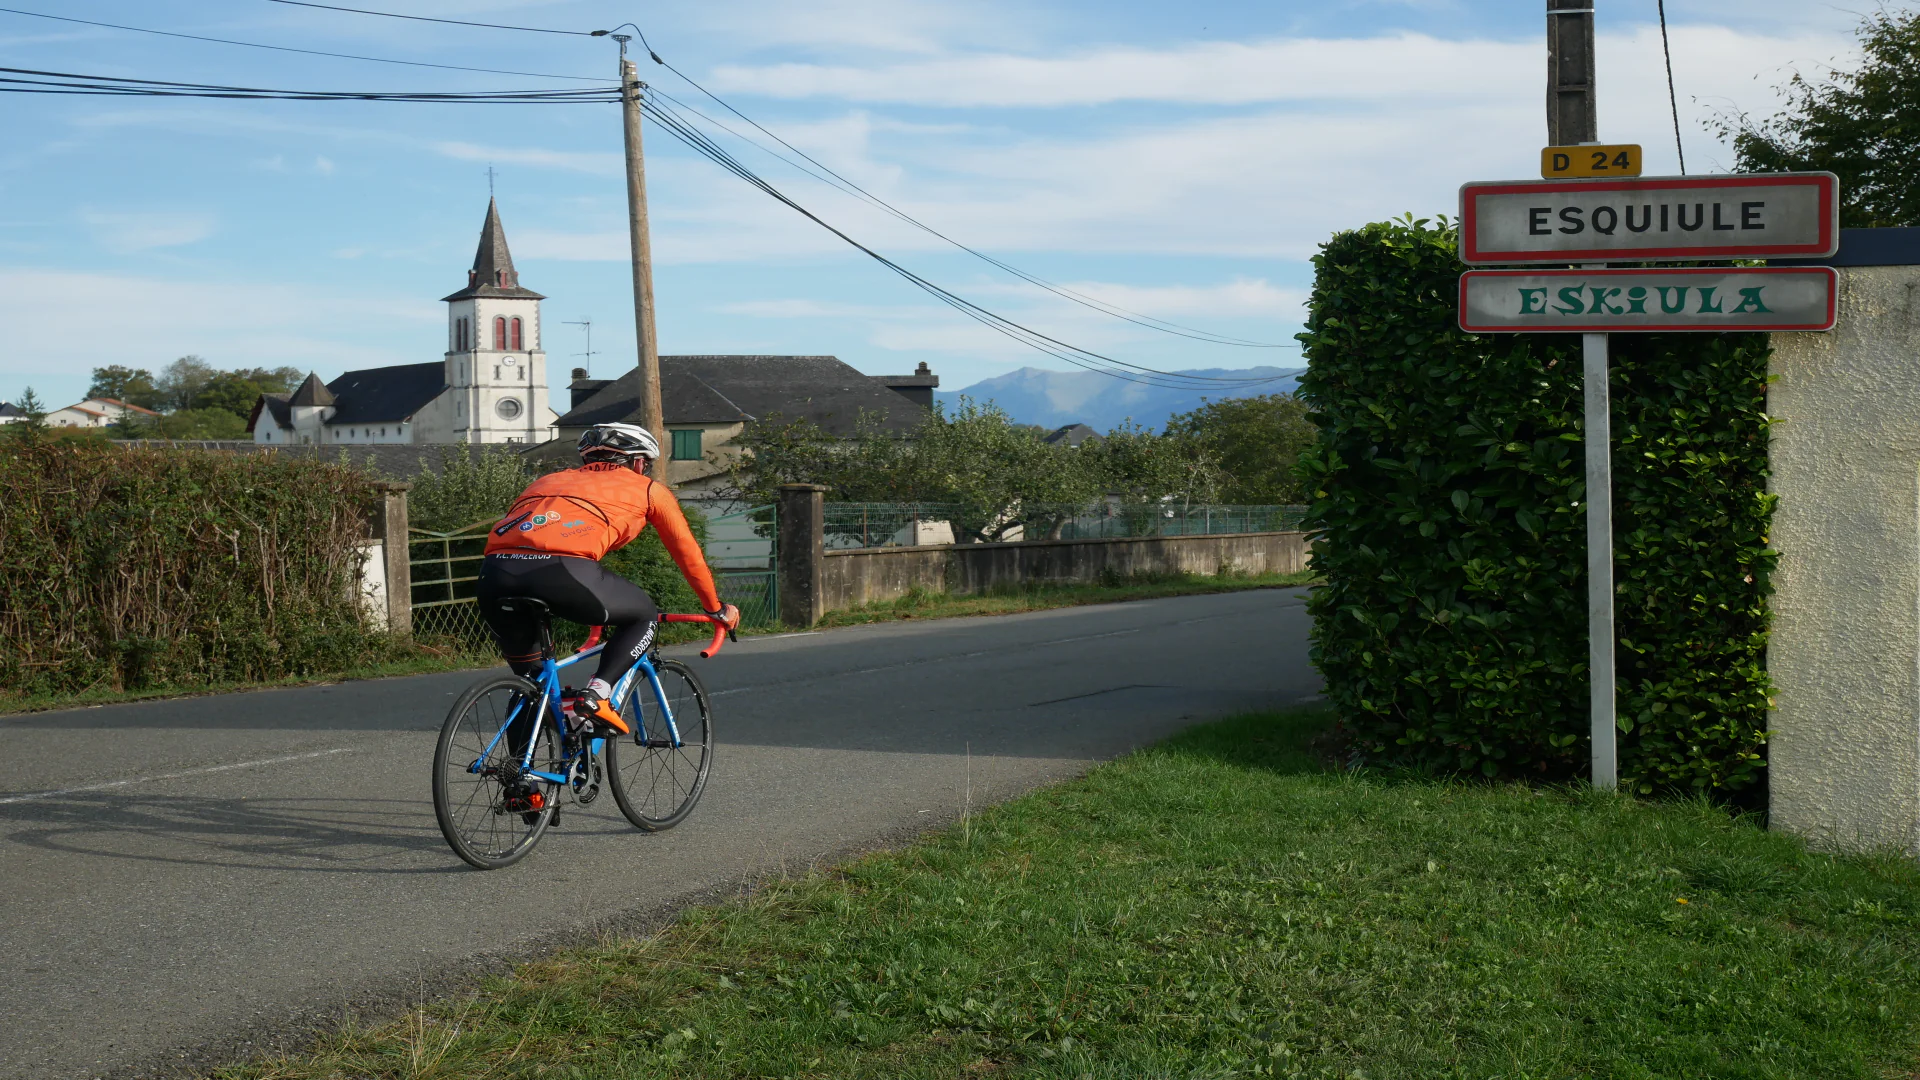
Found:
[432,674,558,869]
[607,658,713,831]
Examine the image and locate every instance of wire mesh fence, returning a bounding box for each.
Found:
[406,507,780,652]
[821,501,1309,549]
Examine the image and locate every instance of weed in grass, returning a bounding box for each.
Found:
[223,707,1920,1080]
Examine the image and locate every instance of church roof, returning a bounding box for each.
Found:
[325,362,448,424]
[555,355,928,435]
[441,197,545,302]
[288,372,335,407]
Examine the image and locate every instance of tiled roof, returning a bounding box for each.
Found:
[288,373,335,407]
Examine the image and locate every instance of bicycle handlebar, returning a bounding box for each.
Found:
[658,612,737,658]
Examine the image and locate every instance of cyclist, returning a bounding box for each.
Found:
[477,422,738,738]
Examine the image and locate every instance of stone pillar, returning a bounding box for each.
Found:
[369,481,413,635]
[1768,261,1920,855]
[777,483,827,628]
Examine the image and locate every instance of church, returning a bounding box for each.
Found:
[249,198,556,446]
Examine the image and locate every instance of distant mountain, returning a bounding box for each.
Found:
[937,365,1305,433]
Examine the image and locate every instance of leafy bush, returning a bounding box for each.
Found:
[0,438,391,696]
[1298,216,1773,796]
[406,446,538,532]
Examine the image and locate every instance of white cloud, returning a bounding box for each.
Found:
[79,210,216,253]
[0,268,438,396]
[691,0,1023,55]
[975,278,1309,318]
[434,141,621,175]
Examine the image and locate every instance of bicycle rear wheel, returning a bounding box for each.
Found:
[607,658,713,831]
[432,674,558,869]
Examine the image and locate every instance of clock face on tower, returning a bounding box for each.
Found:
[502,356,518,367]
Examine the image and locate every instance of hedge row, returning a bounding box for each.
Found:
[0,438,392,696]
[1297,217,1773,796]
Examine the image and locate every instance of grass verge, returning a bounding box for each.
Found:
[813,569,1316,629]
[222,708,1920,1080]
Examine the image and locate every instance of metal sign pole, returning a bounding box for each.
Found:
[1583,329,1617,789]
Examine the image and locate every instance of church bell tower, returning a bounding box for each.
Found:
[442,198,549,443]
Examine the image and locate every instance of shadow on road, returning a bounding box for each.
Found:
[0,794,464,874]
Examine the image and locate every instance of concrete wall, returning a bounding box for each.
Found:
[1768,263,1920,855]
[818,531,1307,613]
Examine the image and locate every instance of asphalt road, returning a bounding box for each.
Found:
[0,588,1318,1080]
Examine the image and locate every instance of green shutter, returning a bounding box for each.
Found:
[671,429,702,461]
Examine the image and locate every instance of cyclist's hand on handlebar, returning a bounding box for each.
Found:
[707,603,740,631]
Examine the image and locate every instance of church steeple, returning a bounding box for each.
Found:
[441,197,546,302]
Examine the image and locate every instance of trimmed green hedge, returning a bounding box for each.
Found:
[1297,216,1773,796]
[0,438,392,696]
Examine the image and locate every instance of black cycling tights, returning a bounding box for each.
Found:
[476,554,660,689]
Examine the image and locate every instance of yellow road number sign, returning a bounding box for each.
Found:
[1542,145,1643,178]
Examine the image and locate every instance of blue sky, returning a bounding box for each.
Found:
[0,0,1877,410]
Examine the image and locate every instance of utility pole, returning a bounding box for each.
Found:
[1547,0,1616,790]
[615,35,668,480]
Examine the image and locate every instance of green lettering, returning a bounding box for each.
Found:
[1656,287,1689,314]
[1589,287,1625,316]
[1518,288,1549,315]
[1696,287,1724,313]
[1730,287,1772,314]
[1624,286,1649,314]
[1554,286,1586,315]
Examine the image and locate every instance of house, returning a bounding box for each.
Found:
[0,401,23,424]
[45,397,158,429]
[249,197,556,447]
[552,355,939,494]
[1044,423,1100,448]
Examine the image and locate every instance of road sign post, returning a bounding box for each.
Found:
[1583,329,1615,788]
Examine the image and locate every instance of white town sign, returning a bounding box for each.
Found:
[1458,172,1839,264]
[1458,267,1839,333]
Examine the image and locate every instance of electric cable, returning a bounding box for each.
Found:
[631,47,1296,350]
[638,90,1287,390]
[260,0,595,36]
[1658,0,1686,174]
[0,65,618,102]
[0,7,613,82]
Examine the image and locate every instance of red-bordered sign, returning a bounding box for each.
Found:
[1458,266,1839,333]
[1459,173,1839,264]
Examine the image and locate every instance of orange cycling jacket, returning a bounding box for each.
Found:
[483,462,722,612]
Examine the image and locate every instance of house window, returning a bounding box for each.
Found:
[493,316,507,350]
[510,317,523,351]
[670,429,702,461]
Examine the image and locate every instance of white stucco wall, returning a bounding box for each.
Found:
[1767,263,1920,855]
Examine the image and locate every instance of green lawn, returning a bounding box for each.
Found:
[226,708,1920,1080]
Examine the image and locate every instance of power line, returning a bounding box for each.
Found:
[638,91,1286,390]
[1658,0,1686,174]
[0,7,613,82]
[0,65,619,102]
[634,53,1296,350]
[259,0,594,36]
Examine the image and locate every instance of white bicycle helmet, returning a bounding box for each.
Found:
[577,422,661,462]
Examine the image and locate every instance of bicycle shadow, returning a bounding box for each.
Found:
[0,792,468,874]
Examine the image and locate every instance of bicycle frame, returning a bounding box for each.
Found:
[469,639,680,787]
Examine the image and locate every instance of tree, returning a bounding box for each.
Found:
[1164,394,1316,504]
[155,355,218,412]
[1713,9,1920,228]
[142,408,249,440]
[1,388,49,446]
[197,371,271,420]
[87,366,163,410]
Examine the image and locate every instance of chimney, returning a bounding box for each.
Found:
[571,367,588,380]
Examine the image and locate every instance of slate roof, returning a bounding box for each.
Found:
[555,355,927,435]
[441,197,545,302]
[1044,423,1101,448]
[288,373,335,407]
[0,401,21,419]
[324,362,448,424]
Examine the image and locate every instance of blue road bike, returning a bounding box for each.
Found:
[431,599,731,870]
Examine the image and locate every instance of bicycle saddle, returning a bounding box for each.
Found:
[495,597,551,615]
